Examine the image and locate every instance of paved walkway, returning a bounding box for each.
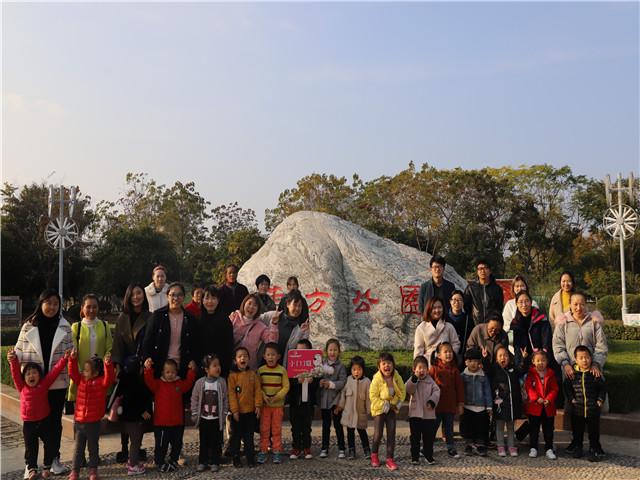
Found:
[2,417,639,479]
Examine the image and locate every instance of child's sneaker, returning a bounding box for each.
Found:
[319,449,328,458]
[272,453,281,464]
[67,471,79,480]
[304,449,313,460]
[498,446,507,457]
[464,445,474,456]
[572,447,584,459]
[347,448,356,459]
[509,447,518,457]
[363,448,371,459]
[545,449,557,460]
[425,457,435,465]
[529,448,537,458]
[385,458,398,471]
[196,464,207,472]
[257,452,267,464]
[127,463,145,476]
[41,469,51,480]
[88,468,98,480]
[370,453,380,467]
[159,464,169,473]
[447,448,460,458]
[411,459,420,465]
[338,450,346,459]
[476,445,488,457]
[232,456,243,468]
[27,470,37,480]
[289,449,300,460]
[210,465,220,472]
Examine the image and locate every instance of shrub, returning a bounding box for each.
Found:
[597,294,640,320]
[0,327,21,347]
[603,320,640,341]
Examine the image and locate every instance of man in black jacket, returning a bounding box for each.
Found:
[418,255,456,314]
[464,259,504,325]
[219,264,250,318]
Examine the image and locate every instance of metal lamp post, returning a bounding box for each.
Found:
[603,173,638,320]
[46,185,79,302]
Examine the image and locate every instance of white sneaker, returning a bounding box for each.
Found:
[24,465,30,480]
[319,449,328,458]
[545,449,557,460]
[529,448,538,458]
[50,457,69,475]
[337,450,346,459]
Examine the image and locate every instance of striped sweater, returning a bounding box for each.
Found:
[258,364,289,408]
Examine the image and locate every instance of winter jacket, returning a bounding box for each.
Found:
[69,358,115,423]
[370,370,406,416]
[418,278,456,314]
[524,367,559,417]
[68,319,113,401]
[228,369,263,414]
[142,307,198,378]
[198,308,234,378]
[184,301,201,320]
[111,310,151,366]
[405,374,440,419]
[117,370,152,422]
[337,376,370,429]
[10,355,67,421]
[563,366,607,418]
[461,369,492,409]
[552,311,608,370]
[463,277,504,325]
[318,359,347,409]
[219,282,250,318]
[511,307,552,368]
[466,323,509,366]
[502,298,539,332]
[143,367,196,426]
[261,310,309,364]
[14,317,73,391]
[549,289,570,327]
[258,364,290,408]
[229,311,279,371]
[190,376,229,429]
[429,359,464,414]
[413,319,460,367]
[289,375,320,407]
[144,283,168,313]
[490,363,524,421]
[446,310,474,359]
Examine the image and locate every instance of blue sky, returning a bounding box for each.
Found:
[3,2,638,227]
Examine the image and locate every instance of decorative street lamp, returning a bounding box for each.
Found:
[603,173,638,321]
[46,185,79,301]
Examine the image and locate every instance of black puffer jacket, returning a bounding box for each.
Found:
[463,277,504,325]
[490,362,525,421]
[563,367,607,418]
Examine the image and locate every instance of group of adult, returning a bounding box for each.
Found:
[13,264,312,473]
[413,256,608,402]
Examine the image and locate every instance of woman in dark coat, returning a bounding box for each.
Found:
[197,285,234,378]
[510,291,553,369]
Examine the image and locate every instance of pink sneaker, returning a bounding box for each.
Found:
[498,446,507,457]
[385,458,398,471]
[370,453,380,467]
[68,471,79,480]
[88,468,98,480]
[509,447,518,457]
[127,463,146,476]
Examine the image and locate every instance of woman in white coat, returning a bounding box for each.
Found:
[14,289,74,475]
[413,297,460,367]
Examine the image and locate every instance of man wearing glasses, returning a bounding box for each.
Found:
[418,255,456,314]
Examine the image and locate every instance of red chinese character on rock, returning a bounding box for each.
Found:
[352,289,379,313]
[400,285,420,314]
[305,288,331,313]
[268,285,284,304]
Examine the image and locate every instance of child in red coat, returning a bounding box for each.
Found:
[68,350,115,480]
[144,357,196,472]
[524,351,559,460]
[8,347,70,480]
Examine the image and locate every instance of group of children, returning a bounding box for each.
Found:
[9,336,607,478]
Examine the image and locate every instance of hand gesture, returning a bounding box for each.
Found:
[537,397,545,404]
[481,346,489,358]
[142,411,151,421]
[104,352,112,365]
[63,349,72,360]
[70,348,78,360]
[520,348,528,359]
[271,308,282,325]
[188,360,197,371]
[7,347,16,362]
[564,364,575,380]
[144,358,153,369]
[300,320,310,332]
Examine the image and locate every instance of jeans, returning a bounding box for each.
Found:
[435,412,455,449]
[122,421,144,465]
[495,419,515,449]
[72,422,100,471]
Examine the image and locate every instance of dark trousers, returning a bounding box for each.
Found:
[460,409,489,446]
[435,412,455,449]
[24,420,55,470]
[229,413,256,459]
[154,425,184,465]
[72,422,100,471]
[122,422,144,465]
[571,414,602,451]
[347,427,370,453]
[198,419,223,465]
[290,404,314,450]
[409,418,436,461]
[321,408,345,450]
[528,411,554,450]
[372,411,396,458]
[45,388,66,460]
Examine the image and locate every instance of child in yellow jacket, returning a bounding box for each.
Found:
[369,352,406,471]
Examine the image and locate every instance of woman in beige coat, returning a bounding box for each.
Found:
[549,271,575,327]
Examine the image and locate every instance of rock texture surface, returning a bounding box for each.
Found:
[238,211,467,350]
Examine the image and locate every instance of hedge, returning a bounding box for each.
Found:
[597,294,640,320]
[603,321,640,341]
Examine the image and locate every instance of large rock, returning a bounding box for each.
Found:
[238,211,467,350]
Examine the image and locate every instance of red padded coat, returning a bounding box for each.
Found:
[524,366,559,417]
[69,358,115,423]
[10,355,67,421]
[144,367,196,426]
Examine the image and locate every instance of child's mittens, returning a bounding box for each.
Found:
[382,401,391,414]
